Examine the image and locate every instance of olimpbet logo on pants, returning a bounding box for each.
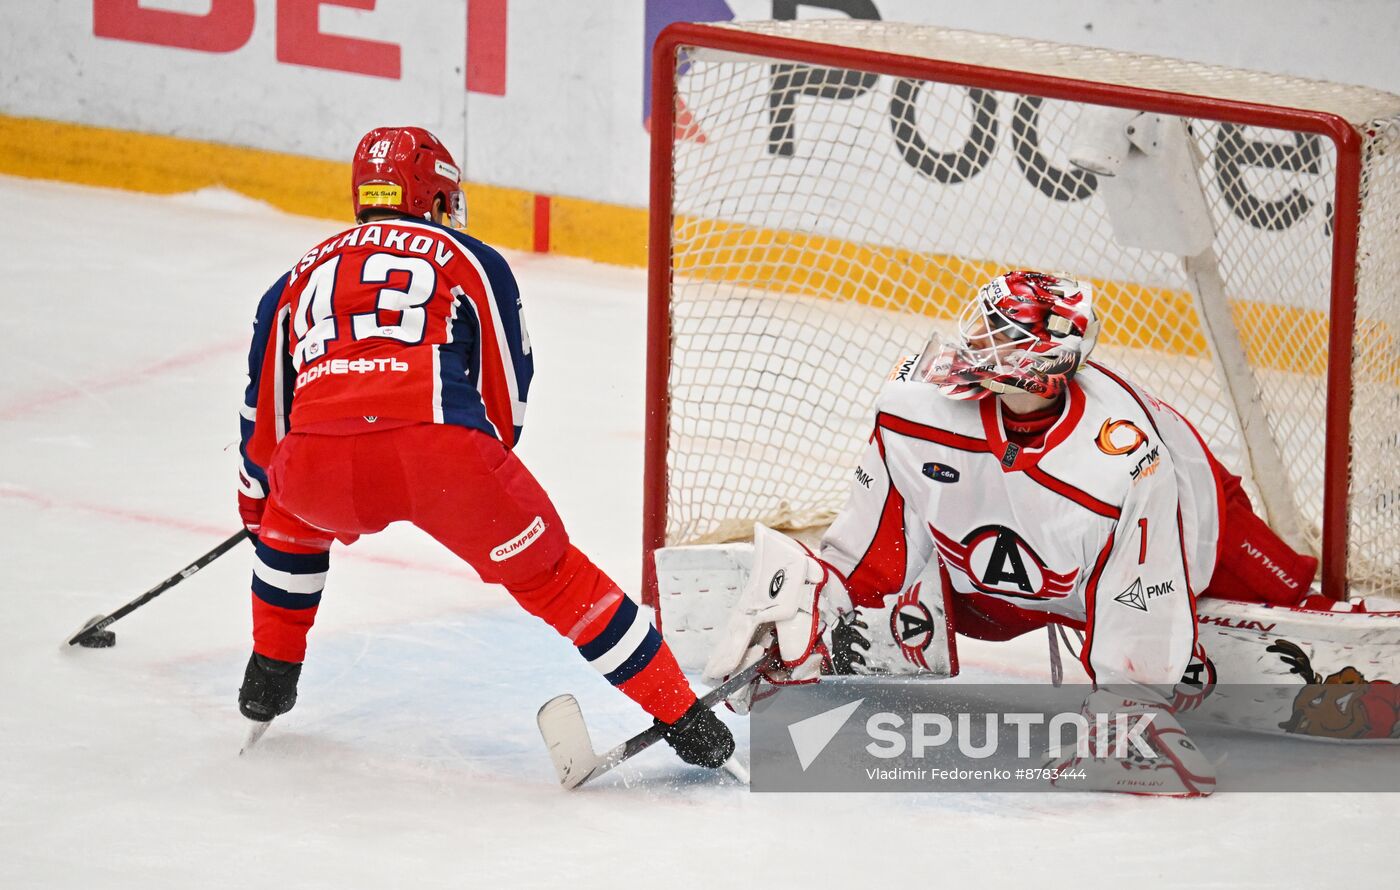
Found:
[490,516,546,562]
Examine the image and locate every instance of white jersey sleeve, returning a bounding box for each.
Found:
[820,420,937,608]
[1080,439,1197,687]
[820,358,937,608]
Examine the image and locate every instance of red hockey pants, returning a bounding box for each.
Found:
[251,421,695,722]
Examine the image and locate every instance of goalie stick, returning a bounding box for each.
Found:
[537,660,764,790]
[63,529,252,649]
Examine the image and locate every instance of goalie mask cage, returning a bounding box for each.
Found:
[644,20,1400,604]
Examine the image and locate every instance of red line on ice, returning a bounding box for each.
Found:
[0,338,246,422]
[1,488,476,580]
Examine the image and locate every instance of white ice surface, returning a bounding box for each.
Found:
[0,175,1393,889]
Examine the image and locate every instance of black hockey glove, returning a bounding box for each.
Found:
[829,610,871,675]
[238,653,302,721]
[656,700,735,768]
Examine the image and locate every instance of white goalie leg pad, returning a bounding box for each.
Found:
[1188,598,1400,741]
[701,524,850,684]
[653,542,753,673]
[1048,688,1216,797]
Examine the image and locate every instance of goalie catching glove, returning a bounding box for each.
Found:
[827,571,956,677]
[702,524,851,711]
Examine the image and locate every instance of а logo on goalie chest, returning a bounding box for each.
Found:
[934,525,1079,600]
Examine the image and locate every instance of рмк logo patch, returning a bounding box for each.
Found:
[1115,578,1148,611]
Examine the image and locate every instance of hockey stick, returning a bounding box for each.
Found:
[63,529,253,649]
[537,660,764,790]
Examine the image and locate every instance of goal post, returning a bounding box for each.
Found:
[644,20,1400,606]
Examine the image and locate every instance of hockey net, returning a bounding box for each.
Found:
[644,20,1400,601]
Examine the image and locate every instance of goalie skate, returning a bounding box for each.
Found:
[1049,692,1216,797]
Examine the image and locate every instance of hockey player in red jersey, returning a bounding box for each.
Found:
[703,271,1319,795]
[236,126,732,769]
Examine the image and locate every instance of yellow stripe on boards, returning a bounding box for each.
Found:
[462,182,539,253]
[552,194,649,267]
[0,114,631,259]
[0,114,346,220]
[0,114,1350,379]
[672,215,1341,378]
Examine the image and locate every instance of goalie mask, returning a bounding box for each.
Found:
[918,271,1099,401]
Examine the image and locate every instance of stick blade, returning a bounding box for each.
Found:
[239,719,272,756]
[537,694,602,789]
[722,754,751,785]
[61,614,114,652]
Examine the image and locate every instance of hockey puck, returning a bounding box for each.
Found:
[77,629,117,648]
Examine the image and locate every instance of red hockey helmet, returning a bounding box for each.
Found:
[919,271,1099,400]
[351,127,466,227]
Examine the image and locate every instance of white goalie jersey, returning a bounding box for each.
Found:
[820,359,1221,687]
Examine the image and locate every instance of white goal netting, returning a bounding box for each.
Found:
[653,20,1400,596]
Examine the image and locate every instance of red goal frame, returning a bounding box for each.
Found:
[642,22,1363,607]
